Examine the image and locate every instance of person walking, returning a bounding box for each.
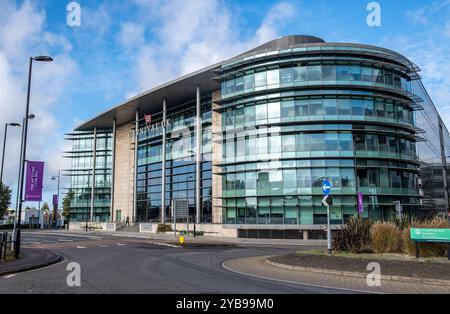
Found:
[125,216,130,226]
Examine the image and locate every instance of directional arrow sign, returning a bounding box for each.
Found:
[322,195,333,207]
[322,179,332,195]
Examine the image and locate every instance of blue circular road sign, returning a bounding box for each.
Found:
[322,179,332,195]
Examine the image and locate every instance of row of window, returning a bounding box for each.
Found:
[222,132,417,163]
[222,97,415,129]
[222,165,418,197]
[221,65,413,98]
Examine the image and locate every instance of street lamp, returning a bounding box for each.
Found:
[0,122,21,185]
[14,55,53,258]
[51,170,61,229]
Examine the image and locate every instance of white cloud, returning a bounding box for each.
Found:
[123,0,297,97]
[0,1,78,207]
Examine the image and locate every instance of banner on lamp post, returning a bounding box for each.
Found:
[357,192,364,213]
[25,161,45,202]
[53,194,58,209]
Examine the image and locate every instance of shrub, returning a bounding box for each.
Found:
[403,216,450,257]
[157,224,172,233]
[370,222,403,254]
[334,217,372,253]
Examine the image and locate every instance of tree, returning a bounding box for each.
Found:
[62,191,74,221]
[41,202,50,211]
[0,182,12,218]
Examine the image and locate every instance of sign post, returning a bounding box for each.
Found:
[322,179,333,255]
[410,228,450,260]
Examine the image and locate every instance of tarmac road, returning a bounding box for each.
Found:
[0,231,346,294]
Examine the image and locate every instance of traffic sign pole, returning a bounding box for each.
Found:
[327,203,332,255]
[322,180,333,255]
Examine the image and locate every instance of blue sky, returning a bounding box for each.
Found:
[1,0,449,208]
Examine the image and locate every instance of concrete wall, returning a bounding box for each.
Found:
[211,89,223,224]
[140,223,238,238]
[112,122,135,222]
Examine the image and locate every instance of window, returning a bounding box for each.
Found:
[373,68,384,84]
[267,69,280,86]
[295,99,309,116]
[351,99,364,116]
[386,102,395,119]
[322,65,336,81]
[296,133,309,151]
[283,169,297,190]
[375,100,385,117]
[349,66,361,81]
[341,169,355,187]
[235,106,244,127]
[338,99,351,115]
[244,73,254,91]
[336,65,349,81]
[364,99,374,116]
[325,133,339,151]
[245,105,255,125]
[310,133,325,151]
[235,76,244,93]
[294,66,308,82]
[355,134,365,150]
[323,98,337,115]
[255,103,267,121]
[282,135,296,152]
[280,68,293,85]
[297,168,311,188]
[281,100,295,118]
[362,67,373,82]
[224,79,234,95]
[255,71,267,87]
[269,135,281,154]
[339,133,353,151]
[309,99,324,116]
[366,134,378,151]
[267,102,280,119]
[308,65,322,81]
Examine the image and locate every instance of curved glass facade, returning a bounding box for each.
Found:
[217,44,422,225]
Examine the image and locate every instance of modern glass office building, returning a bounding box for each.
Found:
[65,35,449,238]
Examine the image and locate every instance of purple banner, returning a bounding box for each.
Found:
[25,161,44,202]
[53,194,58,208]
[357,192,364,213]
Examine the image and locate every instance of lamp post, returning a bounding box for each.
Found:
[0,122,21,185]
[51,170,61,229]
[14,56,53,258]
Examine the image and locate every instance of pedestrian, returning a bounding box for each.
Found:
[126,216,130,226]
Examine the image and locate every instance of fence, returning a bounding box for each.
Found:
[0,232,15,261]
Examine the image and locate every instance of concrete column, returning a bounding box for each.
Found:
[161,99,167,223]
[196,86,201,224]
[110,119,116,222]
[303,230,309,240]
[90,128,97,222]
[133,110,139,222]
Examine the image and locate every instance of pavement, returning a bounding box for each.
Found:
[0,248,62,277]
[223,256,450,294]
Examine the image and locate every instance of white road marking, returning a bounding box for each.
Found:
[148,241,181,248]
[3,274,16,279]
[76,246,86,249]
[116,243,126,246]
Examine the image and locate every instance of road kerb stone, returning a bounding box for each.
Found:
[266,258,450,287]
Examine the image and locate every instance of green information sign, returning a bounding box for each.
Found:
[410,228,450,243]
